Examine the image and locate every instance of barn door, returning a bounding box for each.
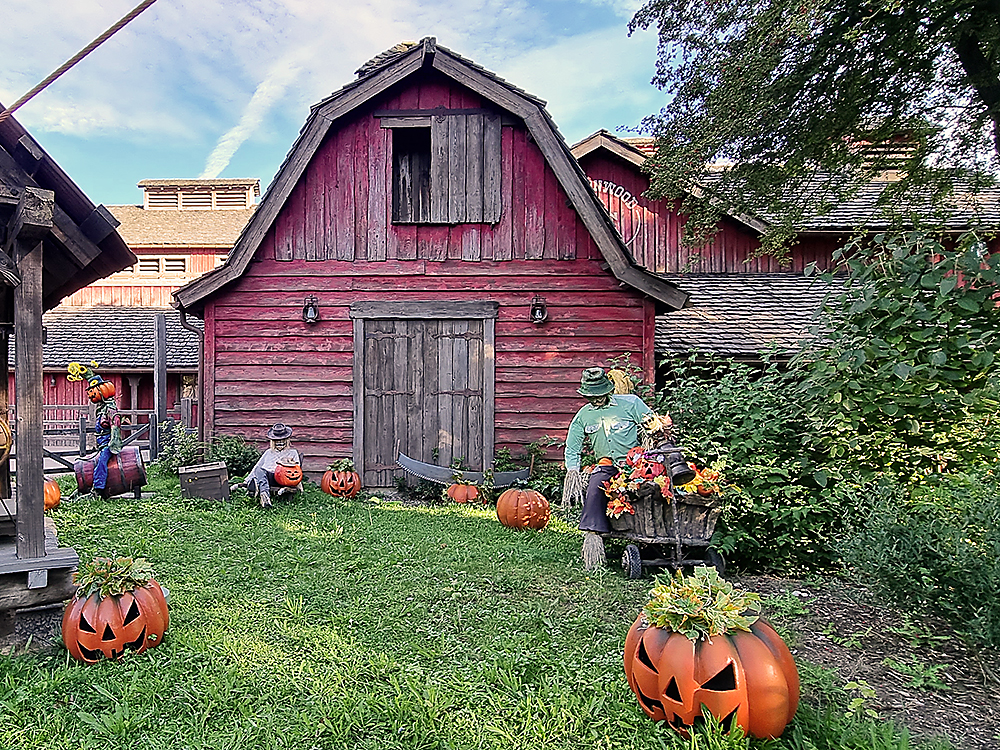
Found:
[350,301,497,488]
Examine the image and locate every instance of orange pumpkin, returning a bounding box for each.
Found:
[62,580,169,664]
[274,463,303,487]
[86,381,115,403]
[43,479,61,510]
[623,616,799,739]
[496,488,550,530]
[447,483,479,504]
[321,469,361,498]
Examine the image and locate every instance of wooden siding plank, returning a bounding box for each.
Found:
[405,320,424,468]
[524,132,545,260]
[466,114,484,223]
[352,316,364,476]
[492,126,513,261]
[511,128,526,260]
[447,115,467,224]
[543,160,559,259]
[461,225,481,262]
[336,122,356,260]
[353,119,370,264]
[483,114,502,225]
[430,114,450,224]
[483,316,495,467]
[367,119,388,262]
[436,320,454,466]
[275,203,293,261]
[305,157,323,261]
[350,300,499,319]
[419,225,448,262]
[204,301,217,437]
[323,137,338,260]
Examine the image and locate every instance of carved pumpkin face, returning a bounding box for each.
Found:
[623,616,799,739]
[629,458,665,482]
[62,581,169,664]
[86,381,115,403]
[496,488,550,530]
[447,483,479,504]
[321,469,361,498]
[274,463,303,487]
[44,479,61,510]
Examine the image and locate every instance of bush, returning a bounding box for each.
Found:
[208,433,260,478]
[843,467,1000,647]
[656,355,850,573]
[153,421,203,474]
[495,438,566,502]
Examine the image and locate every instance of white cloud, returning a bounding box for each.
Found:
[0,0,661,178]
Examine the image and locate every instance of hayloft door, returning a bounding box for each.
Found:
[350,301,498,487]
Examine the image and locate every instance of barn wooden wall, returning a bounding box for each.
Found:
[202,76,653,476]
[579,153,840,273]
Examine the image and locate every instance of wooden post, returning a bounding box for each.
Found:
[152,313,167,458]
[0,288,10,499]
[14,237,44,560]
[78,414,87,456]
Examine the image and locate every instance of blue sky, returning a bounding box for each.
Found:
[0,0,665,207]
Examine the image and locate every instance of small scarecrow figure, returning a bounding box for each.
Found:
[563,367,670,569]
[67,361,122,497]
[242,423,302,509]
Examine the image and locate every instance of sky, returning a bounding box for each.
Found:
[0,0,666,207]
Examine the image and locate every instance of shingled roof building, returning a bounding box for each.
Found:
[36,179,258,424]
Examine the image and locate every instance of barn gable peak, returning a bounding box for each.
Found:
[175,41,687,313]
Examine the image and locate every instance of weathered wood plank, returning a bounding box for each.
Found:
[466,114,484,223]
[350,300,499,320]
[305,155,323,261]
[430,114,449,224]
[447,115,466,224]
[483,113,502,225]
[336,121,356,261]
[13,237,44,560]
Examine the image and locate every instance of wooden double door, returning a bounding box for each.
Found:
[350,301,497,487]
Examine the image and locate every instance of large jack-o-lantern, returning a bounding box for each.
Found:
[62,580,169,664]
[623,615,799,739]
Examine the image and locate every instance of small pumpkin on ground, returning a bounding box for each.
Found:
[496,487,550,530]
[62,556,169,664]
[623,567,799,739]
[446,482,479,504]
[321,458,361,498]
[43,478,61,510]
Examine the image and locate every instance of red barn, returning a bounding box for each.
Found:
[175,39,687,486]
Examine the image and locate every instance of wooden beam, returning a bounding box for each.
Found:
[154,312,168,427]
[13,135,44,177]
[0,289,10,500]
[79,205,120,244]
[349,300,499,320]
[1,187,54,288]
[13,237,44,560]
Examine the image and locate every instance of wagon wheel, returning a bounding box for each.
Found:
[622,544,643,580]
[0,419,12,464]
[706,547,726,577]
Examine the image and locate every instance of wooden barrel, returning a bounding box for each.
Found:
[75,447,147,496]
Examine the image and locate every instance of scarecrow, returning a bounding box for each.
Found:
[67,361,122,497]
[563,367,670,569]
[241,423,303,509]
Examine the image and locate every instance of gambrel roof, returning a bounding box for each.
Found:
[175,38,688,312]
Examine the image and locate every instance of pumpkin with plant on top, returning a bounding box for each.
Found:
[623,567,799,739]
[321,458,361,498]
[62,555,169,664]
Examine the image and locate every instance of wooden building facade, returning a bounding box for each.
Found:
[176,39,687,486]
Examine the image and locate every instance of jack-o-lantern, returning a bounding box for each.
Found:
[321,469,361,498]
[629,458,665,482]
[623,616,799,739]
[86,381,115,403]
[447,483,479,504]
[496,488,550,530]
[274,463,303,487]
[44,479,61,510]
[62,580,169,664]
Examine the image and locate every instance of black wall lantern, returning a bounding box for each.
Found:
[302,295,319,324]
[529,295,548,324]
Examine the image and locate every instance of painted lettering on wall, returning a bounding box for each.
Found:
[588,178,646,246]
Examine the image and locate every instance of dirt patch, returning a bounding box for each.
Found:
[738,576,1000,750]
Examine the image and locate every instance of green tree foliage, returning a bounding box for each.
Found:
[795,231,1000,480]
[630,0,1000,254]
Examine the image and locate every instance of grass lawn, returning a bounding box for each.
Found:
[0,472,953,750]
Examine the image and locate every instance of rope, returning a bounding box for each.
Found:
[0,0,160,125]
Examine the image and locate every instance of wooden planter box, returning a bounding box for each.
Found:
[179,462,230,502]
[608,486,720,545]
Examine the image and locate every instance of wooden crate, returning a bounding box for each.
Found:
[178,462,230,502]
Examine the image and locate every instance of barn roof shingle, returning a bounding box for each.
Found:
[106,204,256,248]
[656,274,837,357]
[21,306,202,369]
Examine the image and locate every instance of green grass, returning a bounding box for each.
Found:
[0,472,951,750]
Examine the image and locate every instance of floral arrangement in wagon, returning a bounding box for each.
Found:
[602,447,673,519]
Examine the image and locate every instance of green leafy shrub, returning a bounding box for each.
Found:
[495,438,566,501]
[657,354,849,573]
[73,555,154,599]
[843,468,1000,647]
[208,433,260,478]
[643,566,760,639]
[153,421,203,474]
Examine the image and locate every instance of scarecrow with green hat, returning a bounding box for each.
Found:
[563,367,670,569]
[67,361,122,497]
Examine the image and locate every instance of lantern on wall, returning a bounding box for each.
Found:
[302,295,319,324]
[529,296,548,324]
